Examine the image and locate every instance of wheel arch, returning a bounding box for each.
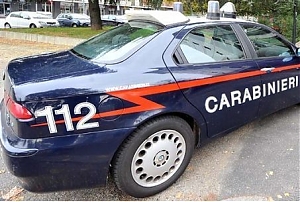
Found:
[109,111,201,169]
[159,112,200,146]
[29,23,37,28]
[109,112,200,197]
[4,23,11,28]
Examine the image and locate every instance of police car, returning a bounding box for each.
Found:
[1,1,299,198]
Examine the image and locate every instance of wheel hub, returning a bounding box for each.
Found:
[131,130,186,187]
[154,150,169,167]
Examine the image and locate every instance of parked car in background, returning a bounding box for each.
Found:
[56,13,90,27]
[4,11,59,28]
[101,15,127,26]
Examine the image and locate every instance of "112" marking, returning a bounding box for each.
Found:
[35,102,99,133]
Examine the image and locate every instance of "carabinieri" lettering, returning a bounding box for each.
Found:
[205,76,299,113]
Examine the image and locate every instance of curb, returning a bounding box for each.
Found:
[0,31,85,46]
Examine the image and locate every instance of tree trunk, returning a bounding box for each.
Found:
[88,0,102,30]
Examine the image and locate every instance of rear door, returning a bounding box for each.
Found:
[240,23,300,117]
[165,23,261,137]
[7,12,20,28]
[56,14,64,26]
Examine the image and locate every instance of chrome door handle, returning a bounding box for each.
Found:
[260,67,275,73]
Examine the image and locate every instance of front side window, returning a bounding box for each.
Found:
[21,13,30,19]
[178,25,245,64]
[241,24,294,58]
[71,21,163,63]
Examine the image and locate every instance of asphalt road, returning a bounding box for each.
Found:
[0,39,299,201]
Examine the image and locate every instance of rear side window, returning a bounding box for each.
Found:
[240,24,294,58]
[71,21,163,63]
[10,13,21,18]
[177,25,245,64]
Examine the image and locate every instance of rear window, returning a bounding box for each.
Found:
[71,21,163,63]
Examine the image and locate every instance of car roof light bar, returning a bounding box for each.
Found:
[126,10,189,26]
[207,1,220,20]
[220,2,237,19]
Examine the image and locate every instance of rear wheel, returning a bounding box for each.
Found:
[112,116,195,198]
[72,23,77,27]
[4,23,11,28]
[29,24,37,28]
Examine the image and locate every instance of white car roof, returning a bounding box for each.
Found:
[125,10,248,26]
[188,16,248,24]
[126,10,189,26]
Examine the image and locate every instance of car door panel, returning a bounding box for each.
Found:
[9,13,20,28]
[171,61,261,137]
[256,57,300,116]
[239,23,300,117]
[165,24,261,137]
[19,12,30,28]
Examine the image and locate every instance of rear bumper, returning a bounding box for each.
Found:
[0,100,134,192]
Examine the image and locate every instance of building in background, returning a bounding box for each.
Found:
[0,0,11,17]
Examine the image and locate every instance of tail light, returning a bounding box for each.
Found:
[5,93,33,119]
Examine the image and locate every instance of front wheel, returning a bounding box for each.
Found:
[112,116,195,198]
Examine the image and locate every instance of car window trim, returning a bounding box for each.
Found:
[236,22,298,59]
[231,23,257,59]
[175,22,249,66]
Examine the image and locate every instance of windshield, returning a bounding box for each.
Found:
[71,21,163,63]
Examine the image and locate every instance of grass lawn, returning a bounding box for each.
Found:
[0,26,113,39]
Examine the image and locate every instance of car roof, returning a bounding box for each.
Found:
[126,10,189,26]
[126,10,251,28]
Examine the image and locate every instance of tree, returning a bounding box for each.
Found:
[143,0,163,9]
[88,0,120,30]
[88,0,102,30]
[151,0,163,10]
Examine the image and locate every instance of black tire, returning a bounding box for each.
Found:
[30,24,37,28]
[72,23,77,27]
[112,116,195,198]
[4,23,11,28]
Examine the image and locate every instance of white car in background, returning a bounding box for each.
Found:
[4,11,59,28]
[101,14,127,26]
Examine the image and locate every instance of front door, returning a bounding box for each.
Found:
[19,12,31,28]
[240,23,300,117]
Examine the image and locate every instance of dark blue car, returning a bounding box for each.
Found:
[1,7,300,198]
